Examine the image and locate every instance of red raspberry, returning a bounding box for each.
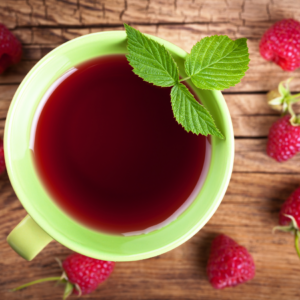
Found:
[62,253,115,295]
[207,234,255,289]
[0,23,22,74]
[279,187,300,227]
[274,187,300,259]
[266,115,300,162]
[0,139,5,175]
[13,253,115,298]
[259,19,300,71]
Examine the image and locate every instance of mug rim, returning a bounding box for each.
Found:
[4,31,234,261]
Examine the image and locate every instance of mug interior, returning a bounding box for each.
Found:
[4,31,234,261]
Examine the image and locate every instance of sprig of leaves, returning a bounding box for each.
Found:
[125,24,179,87]
[124,24,250,138]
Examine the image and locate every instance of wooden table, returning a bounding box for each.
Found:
[1,1,300,299]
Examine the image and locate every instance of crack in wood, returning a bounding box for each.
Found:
[77,0,82,24]
[197,3,202,19]
[146,0,150,11]
[2,0,300,30]
[12,20,255,30]
[119,0,127,21]
[43,0,48,20]
[26,0,33,24]
[241,0,246,26]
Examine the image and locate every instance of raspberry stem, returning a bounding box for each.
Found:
[12,277,62,291]
[288,102,296,119]
[288,102,300,126]
[179,77,190,82]
[295,231,300,259]
[273,224,294,233]
[267,78,300,119]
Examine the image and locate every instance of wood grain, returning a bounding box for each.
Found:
[1,0,300,28]
[1,1,300,299]
[1,25,300,91]
[1,172,300,300]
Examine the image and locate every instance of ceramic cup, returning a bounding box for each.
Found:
[5,31,234,261]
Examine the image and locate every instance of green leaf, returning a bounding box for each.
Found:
[185,35,250,90]
[278,78,293,96]
[63,282,74,300]
[170,83,224,138]
[279,82,288,96]
[268,97,284,106]
[124,24,179,87]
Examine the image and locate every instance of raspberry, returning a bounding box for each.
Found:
[274,187,300,259]
[207,234,255,289]
[279,187,300,227]
[0,23,22,74]
[0,139,5,175]
[62,253,115,295]
[259,19,300,71]
[13,253,115,298]
[266,115,300,162]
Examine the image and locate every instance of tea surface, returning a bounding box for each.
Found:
[33,55,210,235]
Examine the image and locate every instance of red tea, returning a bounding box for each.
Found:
[32,55,210,235]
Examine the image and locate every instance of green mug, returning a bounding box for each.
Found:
[5,31,234,261]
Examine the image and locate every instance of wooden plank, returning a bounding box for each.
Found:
[0,61,36,84]
[225,94,291,116]
[1,172,300,300]
[234,139,300,173]
[1,0,300,29]
[1,25,299,91]
[0,85,18,102]
[1,1,300,300]
[0,86,17,119]
[232,115,275,137]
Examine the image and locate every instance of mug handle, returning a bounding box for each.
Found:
[7,215,53,261]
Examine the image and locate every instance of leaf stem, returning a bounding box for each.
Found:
[179,77,190,82]
[12,277,62,291]
[294,230,300,259]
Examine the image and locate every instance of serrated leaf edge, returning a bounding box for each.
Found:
[186,35,250,90]
[170,83,224,138]
[124,23,179,87]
